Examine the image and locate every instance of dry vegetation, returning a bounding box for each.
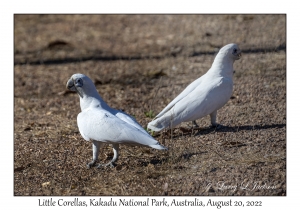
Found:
[14,14,286,196]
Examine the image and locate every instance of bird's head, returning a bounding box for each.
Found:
[218,43,242,61]
[66,73,96,98]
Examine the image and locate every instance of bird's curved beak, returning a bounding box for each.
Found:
[66,78,76,91]
[66,78,83,98]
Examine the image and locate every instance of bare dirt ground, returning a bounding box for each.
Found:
[14,15,286,196]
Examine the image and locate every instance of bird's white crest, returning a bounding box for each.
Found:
[66,73,166,168]
[147,43,241,132]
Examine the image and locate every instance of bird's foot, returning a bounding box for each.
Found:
[185,121,201,130]
[87,161,96,169]
[96,162,115,169]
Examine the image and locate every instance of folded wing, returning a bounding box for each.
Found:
[154,76,204,119]
[113,110,150,136]
[77,108,166,149]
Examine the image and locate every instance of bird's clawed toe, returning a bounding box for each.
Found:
[87,161,96,169]
[87,162,115,169]
[96,162,115,169]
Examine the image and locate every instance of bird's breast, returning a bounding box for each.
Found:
[193,77,233,113]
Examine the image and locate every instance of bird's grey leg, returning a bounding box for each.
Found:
[210,110,223,128]
[210,110,218,126]
[87,140,103,169]
[96,143,119,168]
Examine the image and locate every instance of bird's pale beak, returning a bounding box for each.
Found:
[66,78,75,91]
[66,78,83,98]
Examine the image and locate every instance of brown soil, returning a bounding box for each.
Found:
[14,14,286,196]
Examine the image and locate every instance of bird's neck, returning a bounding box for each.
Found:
[80,94,110,111]
[209,56,234,78]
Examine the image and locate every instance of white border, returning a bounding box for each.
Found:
[2,0,297,209]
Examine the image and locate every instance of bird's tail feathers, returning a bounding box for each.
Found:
[150,143,168,150]
[147,120,165,132]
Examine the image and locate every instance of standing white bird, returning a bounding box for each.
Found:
[66,73,167,168]
[147,43,241,132]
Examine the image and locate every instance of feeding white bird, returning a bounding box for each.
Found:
[147,43,241,132]
[66,73,167,168]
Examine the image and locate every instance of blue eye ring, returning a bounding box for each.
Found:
[75,78,83,87]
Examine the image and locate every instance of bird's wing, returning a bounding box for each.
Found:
[170,77,232,121]
[155,75,204,119]
[77,108,161,147]
[114,110,150,136]
[147,76,232,131]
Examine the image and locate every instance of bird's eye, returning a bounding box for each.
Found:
[233,48,237,54]
[75,78,83,87]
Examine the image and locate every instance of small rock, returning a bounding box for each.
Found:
[42,182,51,187]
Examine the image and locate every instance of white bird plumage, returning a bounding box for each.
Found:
[66,73,167,168]
[147,43,242,132]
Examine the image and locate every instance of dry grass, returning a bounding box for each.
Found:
[14,14,286,196]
